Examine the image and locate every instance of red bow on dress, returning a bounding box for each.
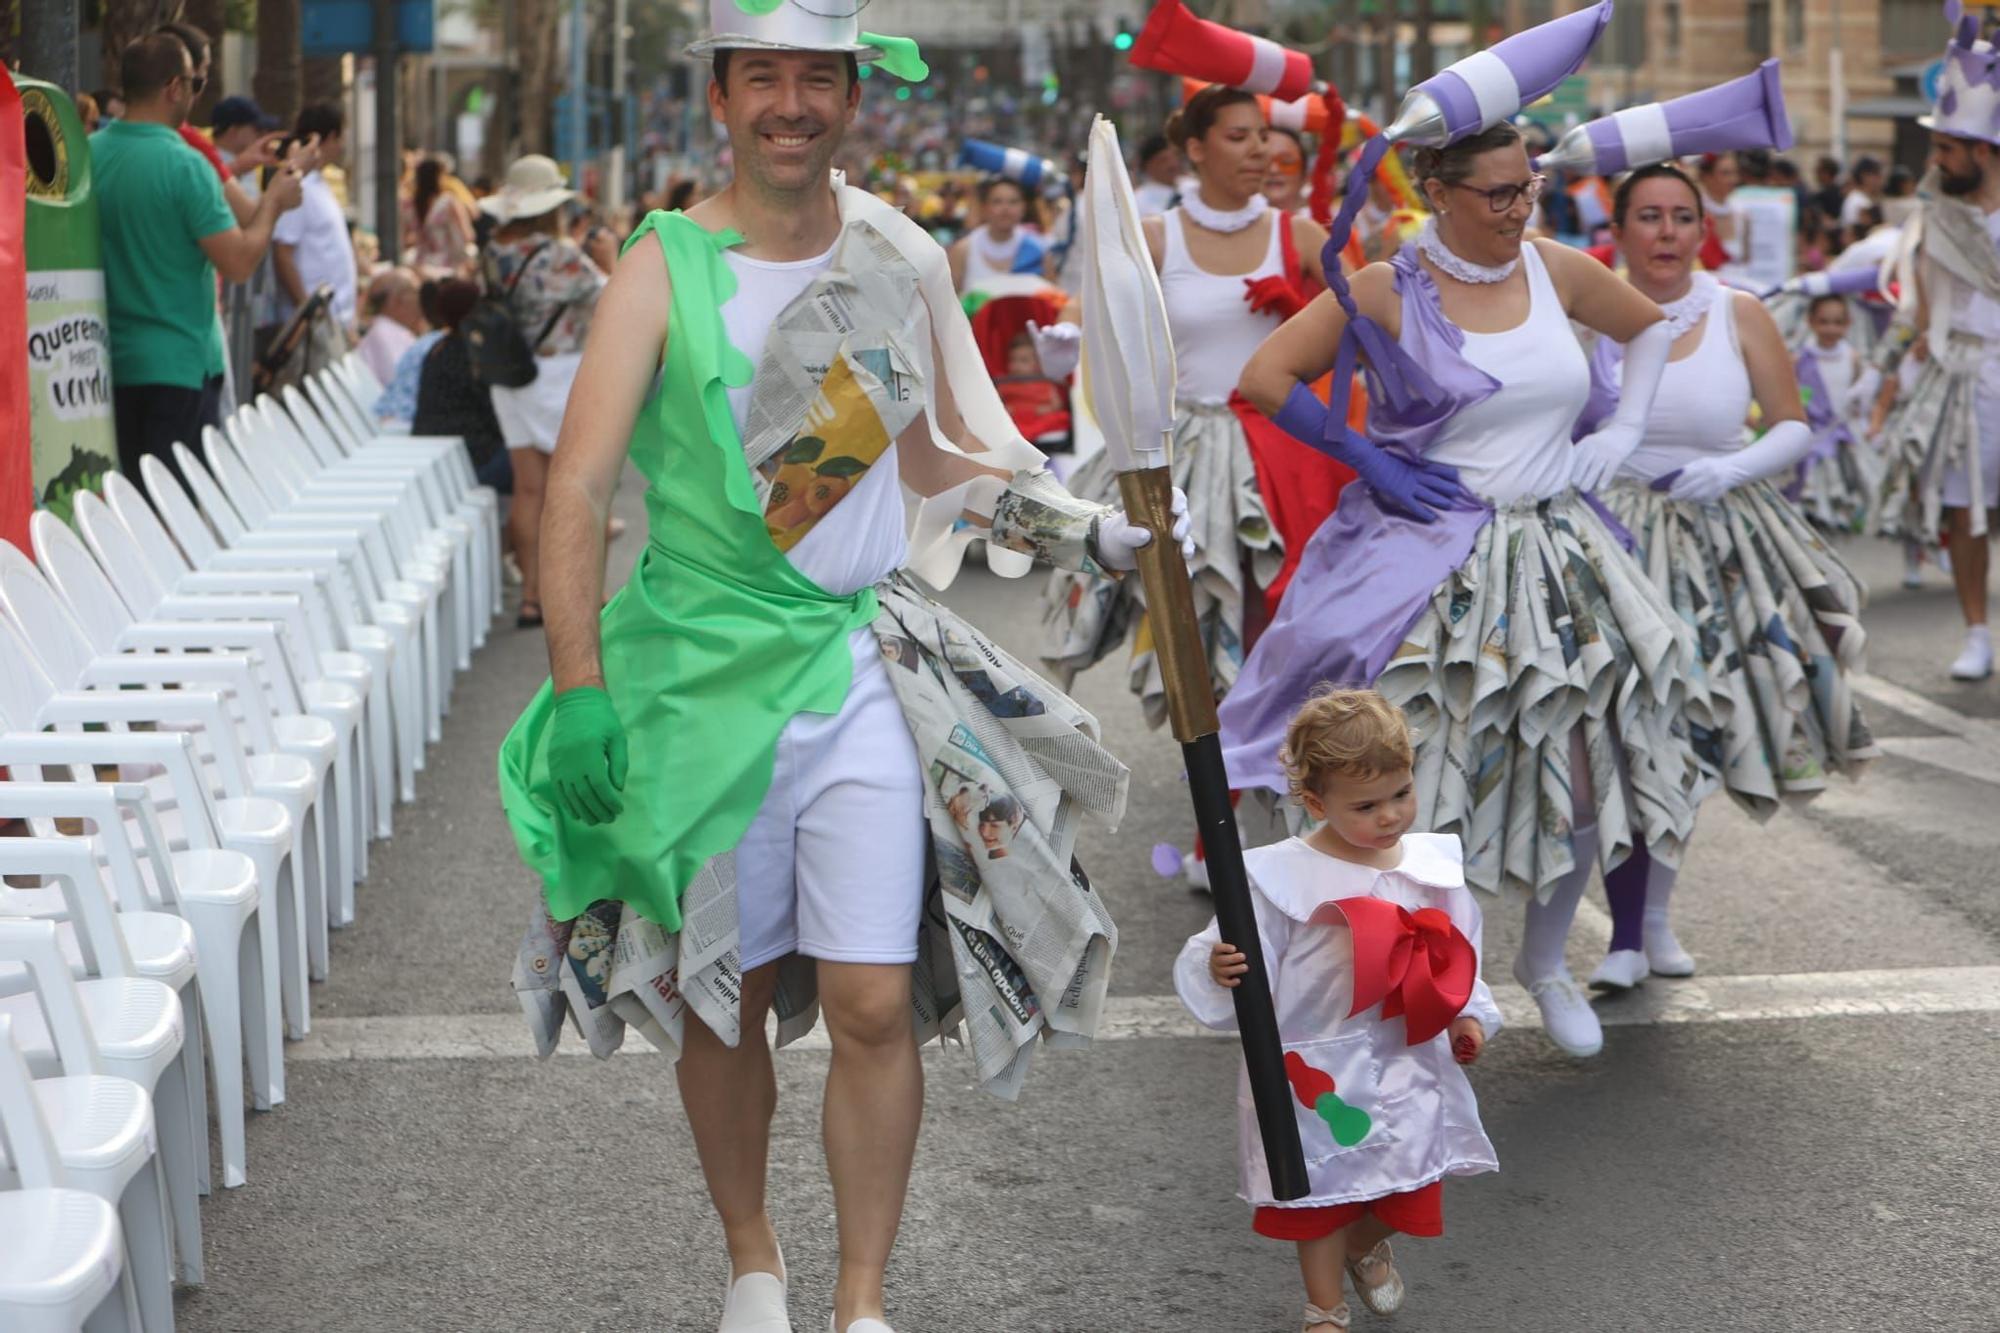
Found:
[1325,897,1477,1046]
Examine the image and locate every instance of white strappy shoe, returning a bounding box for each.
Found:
[719,1251,792,1333]
[1346,1238,1407,1315]
[1301,1299,1352,1331]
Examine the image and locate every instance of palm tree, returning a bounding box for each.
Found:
[254,0,303,125]
[100,0,171,88]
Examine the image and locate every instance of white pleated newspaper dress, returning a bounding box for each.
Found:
[1174,834,1502,1210]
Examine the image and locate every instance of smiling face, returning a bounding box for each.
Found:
[1186,100,1271,203]
[1808,297,1851,348]
[1613,172,1704,290]
[710,49,860,198]
[1303,765,1418,855]
[1430,140,1538,268]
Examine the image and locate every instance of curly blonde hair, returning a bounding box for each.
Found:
[1279,687,1415,803]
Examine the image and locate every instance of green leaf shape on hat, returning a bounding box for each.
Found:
[861,32,930,82]
[730,0,790,15]
[1313,1092,1373,1148]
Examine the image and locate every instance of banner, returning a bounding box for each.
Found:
[1,74,28,550]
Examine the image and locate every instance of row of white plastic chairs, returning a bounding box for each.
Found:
[0,355,500,1330]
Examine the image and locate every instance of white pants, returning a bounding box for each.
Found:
[1943,381,2000,511]
[491,351,583,453]
[736,632,928,971]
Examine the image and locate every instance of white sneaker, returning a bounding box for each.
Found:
[829,1318,896,1333]
[721,1262,791,1333]
[1514,965,1603,1057]
[1902,547,1924,590]
[1643,920,1697,977]
[1587,948,1650,991]
[1183,851,1211,890]
[1950,627,1994,681]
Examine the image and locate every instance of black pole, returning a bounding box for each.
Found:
[1183,732,1310,1201]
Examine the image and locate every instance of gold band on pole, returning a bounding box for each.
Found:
[1116,466,1220,742]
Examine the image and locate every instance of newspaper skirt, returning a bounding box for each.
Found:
[511,572,1129,1101]
[1792,433,1888,536]
[1377,493,1710,903]
[1041,404,1281,728]
[1878,341,1988,543]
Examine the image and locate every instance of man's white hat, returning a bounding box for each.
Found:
[685,0,928,82]
[1920,5,2000,146]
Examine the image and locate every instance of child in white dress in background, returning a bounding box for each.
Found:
[1176,690,1501,1332]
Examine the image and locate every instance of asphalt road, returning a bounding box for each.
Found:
[171,479,2000,1333]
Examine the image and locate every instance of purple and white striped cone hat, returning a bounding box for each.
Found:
[958,139,1063,190]
[1919,4,2000,146]
[1537,59,1794,175]
[1384,0,1614,147]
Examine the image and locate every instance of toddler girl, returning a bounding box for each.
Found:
[1175,689,1500,1331]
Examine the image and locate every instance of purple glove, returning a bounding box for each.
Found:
[1274,382,1474,523]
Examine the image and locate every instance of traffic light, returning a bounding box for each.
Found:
[1113,18,1135,51]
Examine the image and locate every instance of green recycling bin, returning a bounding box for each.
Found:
[16,74,117,522]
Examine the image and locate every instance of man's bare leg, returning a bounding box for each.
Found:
[677,961,786,1279]
[818,959,922,1330]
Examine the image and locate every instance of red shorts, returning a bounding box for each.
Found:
[1252,1181,1444,1241]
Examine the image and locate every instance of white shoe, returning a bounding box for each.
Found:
[1588,948,1650,991]
[721,1260,791,1333]
[1514,965,1603,1057]
[829,1318,896,1333]
[1183,851,1211,890]
[1902,544,1924,589]
[1643,920,1697,977]
[1949,627,1993,681]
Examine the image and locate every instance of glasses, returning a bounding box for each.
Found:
[1450,173,1547,213]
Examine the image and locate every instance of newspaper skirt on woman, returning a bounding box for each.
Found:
[1606,480,1876,817]
[1041,404,1280,728]
[1877,336,1989,543]
[1376,493,1710,903]
[511,571,1129,1101]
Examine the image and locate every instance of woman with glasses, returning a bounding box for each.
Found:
[1576,162,1873,994]
[1038,84,1342,883]
[1221,121,1704,1059]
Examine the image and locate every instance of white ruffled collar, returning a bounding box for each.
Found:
[1654,271,1723,339]
[1248,832,1467,923]
[1180,190,1270,234]
[1417,217,1519,284]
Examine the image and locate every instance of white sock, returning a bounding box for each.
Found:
[1641,857,1680,930]
[1517,824,1599,983]
[1968,625,1992,645]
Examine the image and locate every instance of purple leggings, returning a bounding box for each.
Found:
[1604,842,1652,952]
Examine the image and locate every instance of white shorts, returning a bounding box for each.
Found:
[490,351,583,454]
[736,633,927,971]
[1942,384,2000,511]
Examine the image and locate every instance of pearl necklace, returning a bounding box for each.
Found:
[1416,218,1519,284]
[1654,272,1720,340]
[1181,191,1269,234]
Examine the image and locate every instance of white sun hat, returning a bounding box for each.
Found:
[685,0,929,81]
[480,154,577,222]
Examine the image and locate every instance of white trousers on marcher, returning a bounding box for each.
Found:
[736,630,928,972]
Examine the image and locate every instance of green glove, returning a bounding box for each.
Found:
[546,686,629,826]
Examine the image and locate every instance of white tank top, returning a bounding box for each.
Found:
[1159,208,1288,406]
[960,225,1025,293]
[1619,282,1752,481]
[1423,242,1592,505]
[722,244,908,598]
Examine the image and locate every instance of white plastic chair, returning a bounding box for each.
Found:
[0,1010,175,1331]
[157,446,423,827]
[0,612,308,1079]
[71,486,370,924]
[0,907,201,1292]
[0,1116,142,1333]
[200,426,448,760]
[5,533,332,1005]
[0,780,265,1190]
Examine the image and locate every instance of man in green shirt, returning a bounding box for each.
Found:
[91,31,300,479]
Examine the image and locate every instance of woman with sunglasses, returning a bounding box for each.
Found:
[1573,162,1874,994]
[1039,85,1343,883]
[1222,122,1704,1059]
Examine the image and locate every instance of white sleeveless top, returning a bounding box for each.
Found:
[1160,208,1288,406]
[1423,243,1592,505]
[1617,281,1752,482]
[722,244,908,599]
[960,225,1025,293]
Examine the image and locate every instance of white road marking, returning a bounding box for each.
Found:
[1851,673,2000,787]
[287,965,2000,1061]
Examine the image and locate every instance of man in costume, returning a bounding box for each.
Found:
[497,5,1187,1331]
[1885,11,2000,679]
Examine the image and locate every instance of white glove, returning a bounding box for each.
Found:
[1662,419,1816,503]
[1095,487,1195,571]
[1573,317,1675,492]
[1027,320,1082,380]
